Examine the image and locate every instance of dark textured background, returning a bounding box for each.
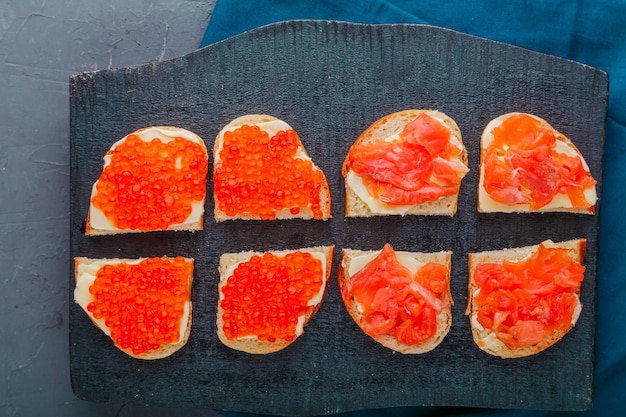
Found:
[4,0,626,416]
[70,21,605,415]
[0,1,217,416]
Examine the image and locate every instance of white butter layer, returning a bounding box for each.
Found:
[89,126,206,232]
[347,250,424,277]
[471,312,508,352]
[74,258,190,344]
[571,295,583,326]
[479,115,596,211]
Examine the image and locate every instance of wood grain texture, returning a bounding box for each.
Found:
[69,21,607,414]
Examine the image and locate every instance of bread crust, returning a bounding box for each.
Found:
[477,112,596,214]
[212,114,331,222]
[338,247,453,354]
[342,109,468,217]
[73,256,194,360]
[85,212,204,236]
[86,126,208,235]
[216,246,334,354]
[466,239,586,358]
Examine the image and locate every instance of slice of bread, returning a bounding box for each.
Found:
[73,256,194,360]
[478,112,597,214]
[86,126,208,235]
[338,245,453,354]
[342,109,468,217]
[216,246,334,354]
[213,114,331,221]
[467,239,586,358]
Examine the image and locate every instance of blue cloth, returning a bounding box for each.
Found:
[201,1,626,416]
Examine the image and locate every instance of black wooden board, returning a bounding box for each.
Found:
[69,21,607,414]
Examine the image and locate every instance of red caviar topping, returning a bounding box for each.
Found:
[483,113,596,209]
[341,244,450,346]
[473,243,585,349]
[213,125,326,220]
[220,252,324,342]
[86,257,192,355]
[92,134,208,231]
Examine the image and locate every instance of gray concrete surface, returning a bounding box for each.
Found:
[0,1,221,415]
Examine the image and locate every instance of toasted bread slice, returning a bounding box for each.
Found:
[216,246,334,354]
[338,244,453,354]
[86,126,208,235]
[213,115,331,221]
[342,109,468,217]
[478,112,597,214]
[73,256,194,360]
[467,239,586,358]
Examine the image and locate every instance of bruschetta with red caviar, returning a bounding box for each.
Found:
[73,256,194,359]
[467,239,586,358]
[213,115,331,221]
[216,246,334,354]
[86,126,209,235]
[478,112,597,214]
[338,244,453,354]
[342,110,469,217]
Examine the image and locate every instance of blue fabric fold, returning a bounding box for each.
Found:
[201,1,626,416]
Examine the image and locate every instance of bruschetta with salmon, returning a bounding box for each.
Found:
[467,239,586,358]
[478,112,597,214]
[338,244,453,354]
[342,110,469,217]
